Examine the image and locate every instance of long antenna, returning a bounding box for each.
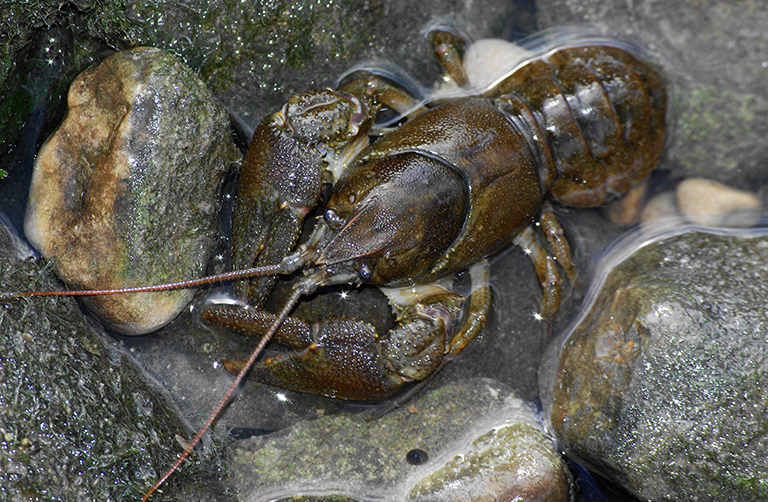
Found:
[0,265,282,300]
[141,284,303,501]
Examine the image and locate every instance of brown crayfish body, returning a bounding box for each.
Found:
[202,31,667,401]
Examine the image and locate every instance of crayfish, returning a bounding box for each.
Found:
[199,28,666,400]
[5,27,667,499]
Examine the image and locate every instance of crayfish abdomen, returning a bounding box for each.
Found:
[490,44,667,207]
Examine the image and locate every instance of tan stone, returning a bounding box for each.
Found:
[25,47,238,334]
[676,178,761,227]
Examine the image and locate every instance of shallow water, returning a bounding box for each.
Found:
[5,1,765,500]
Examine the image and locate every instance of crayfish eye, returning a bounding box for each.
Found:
[324,209,344,229]
[357,260,372,281]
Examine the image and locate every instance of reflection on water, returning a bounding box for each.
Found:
[2,36,65,233]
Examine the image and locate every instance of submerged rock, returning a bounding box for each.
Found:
[0,218,230,501]
[25,47,238,335]
[231,378,570,502]
[541,228,768,501]
[676,178,762,227]
[409,411,570,502]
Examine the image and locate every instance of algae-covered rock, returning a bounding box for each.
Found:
[25,47,238,335]
[0,218,230,501]
[541,229,768,501]
[409,420,570,502]
[230,378,569,502]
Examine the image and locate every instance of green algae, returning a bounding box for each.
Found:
[0,224,229,501]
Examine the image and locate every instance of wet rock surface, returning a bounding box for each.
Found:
[0,220,230,501]
[121,0,534,131]
[230,378,569,502]
[25,47,238,335]
[0,1,141,232]
[541,229,768,501]
[409,418,570,502]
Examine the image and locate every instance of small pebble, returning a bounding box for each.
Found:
[605,180,648,226]
[461,39,533,90]
[640,190,685,233]
[676,178,762,227]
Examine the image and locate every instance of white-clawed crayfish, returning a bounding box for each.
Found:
[4,27,667,499]
[201,28,666,400]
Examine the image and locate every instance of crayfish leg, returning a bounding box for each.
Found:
[202,305,314,348]
[338,74,428,120]
[446,260,492,357]
[206,280,482,401]
[513,224,564,319]
[428,29,470,88]
[233,111,324,307]
[539,202,577,283]
[231,192,305,307]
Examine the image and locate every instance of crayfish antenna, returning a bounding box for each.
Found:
[141,283,304,501]
[0,264,284,300]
